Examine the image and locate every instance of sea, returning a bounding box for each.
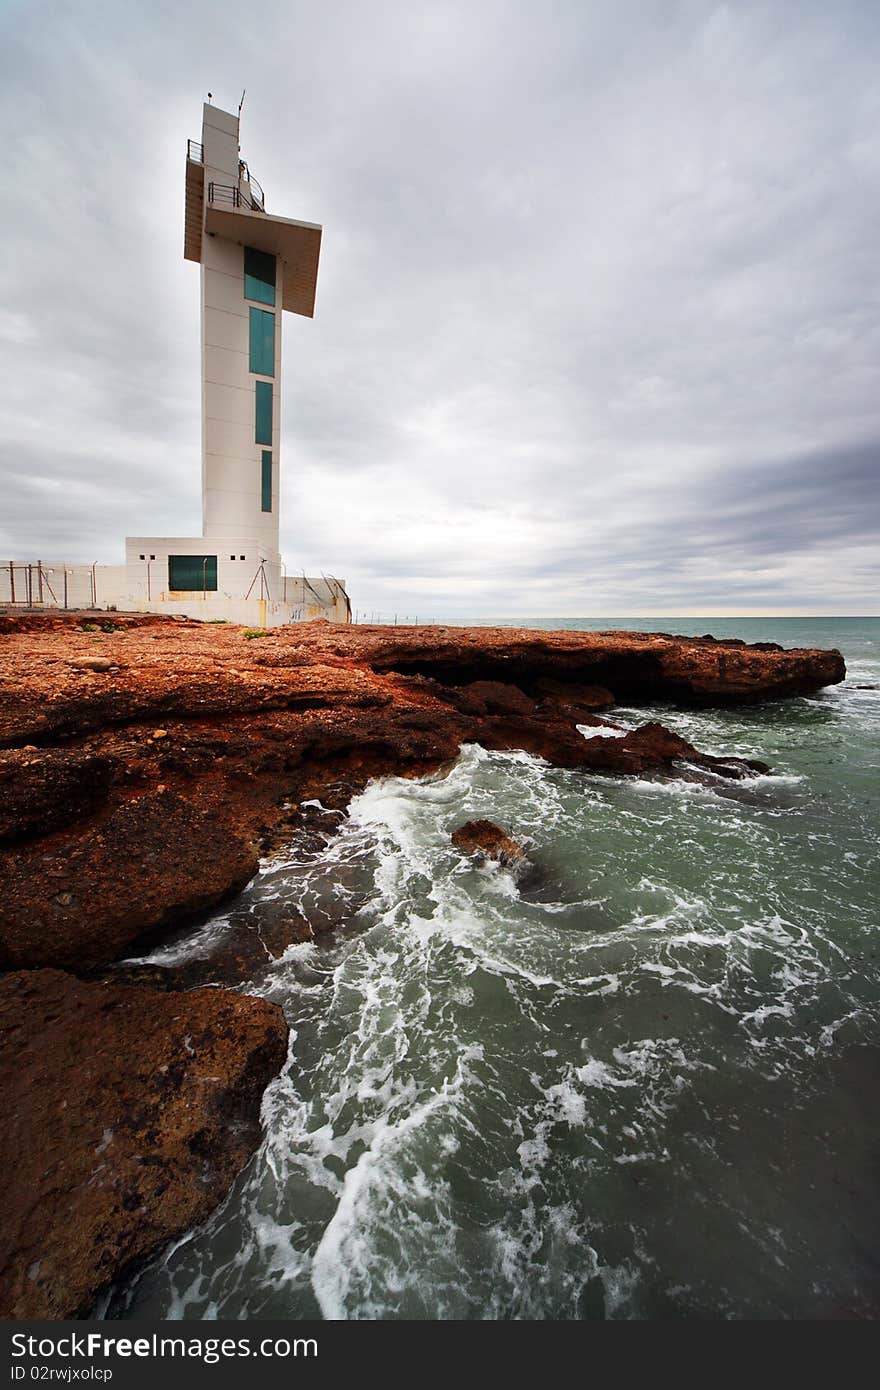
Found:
[110,617,880,1321]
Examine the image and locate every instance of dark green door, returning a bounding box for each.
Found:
[168,555,218,591]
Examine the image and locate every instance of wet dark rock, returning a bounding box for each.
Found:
[86,962,180,991]
[155,913,321,990]
[578,722,771,781]
[706,757,772,780]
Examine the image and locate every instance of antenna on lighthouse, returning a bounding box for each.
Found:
[238,88,246,116]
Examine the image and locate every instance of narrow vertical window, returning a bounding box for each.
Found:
[249,307,275,376]
[244,246,276,305]
[261,451,272,512]
[255,380,272,445]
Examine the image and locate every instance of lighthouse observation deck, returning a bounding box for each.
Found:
[185,133,321,318]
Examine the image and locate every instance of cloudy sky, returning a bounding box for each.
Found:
[1,0,878,618]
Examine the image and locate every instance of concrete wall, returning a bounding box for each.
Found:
[0,563,125,610]
[120,593,300,628]
[200,239,282,549]
[200,103,281,554]
[284,575,350,623]
[122,546,351,620]
[124,535,283,603]
[201,102,239,184]
[2,561,350,628]
[117,591,347,627]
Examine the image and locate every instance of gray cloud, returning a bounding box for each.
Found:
[1,0,878,617]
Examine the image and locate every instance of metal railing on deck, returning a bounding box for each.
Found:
[239,161,265,210]
[187,139,203,162]
[207,181,265,213]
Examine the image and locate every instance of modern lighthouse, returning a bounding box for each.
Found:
[123,99,349,626]
[1,100,349,623]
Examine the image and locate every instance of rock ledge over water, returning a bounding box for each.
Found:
[0,613,844,1314]
[0,968,288,1319]
[0,614,844,971]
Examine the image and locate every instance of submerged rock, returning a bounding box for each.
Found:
[451,819,527,867]
[0,968,288,1319]
[705,756,771,780]
[578,721,771,780]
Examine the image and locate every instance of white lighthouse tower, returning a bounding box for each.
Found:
[123,99,349,626]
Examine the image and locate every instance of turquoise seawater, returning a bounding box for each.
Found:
[113,618,879,1320]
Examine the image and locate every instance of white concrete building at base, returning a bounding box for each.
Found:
[2,100,350,628]
[0,560,348,626]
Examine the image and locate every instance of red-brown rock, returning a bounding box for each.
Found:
[0,788,259,970]
[0,614,844,970]
[451,819,526,866]
[0,614,847,1320]
[0,748,114,841]
[0,968,288,1319]
[534,677,616,711]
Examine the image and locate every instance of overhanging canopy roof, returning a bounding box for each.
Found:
[204,204,323,318]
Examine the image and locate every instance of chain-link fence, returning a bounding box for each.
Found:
[0,562,98,609]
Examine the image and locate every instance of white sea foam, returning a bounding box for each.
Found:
[577,722,629,739]
[113,649,880,1321]
[310,1045,482,1319]
[134,913,234,966]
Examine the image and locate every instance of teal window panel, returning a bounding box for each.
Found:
[244,246,276,305]
[168,555,217,591]
[261,451,272,512]
[255,380,273,445]
[249,307,275,376]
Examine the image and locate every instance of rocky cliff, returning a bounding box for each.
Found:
[0,612,845,1316]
